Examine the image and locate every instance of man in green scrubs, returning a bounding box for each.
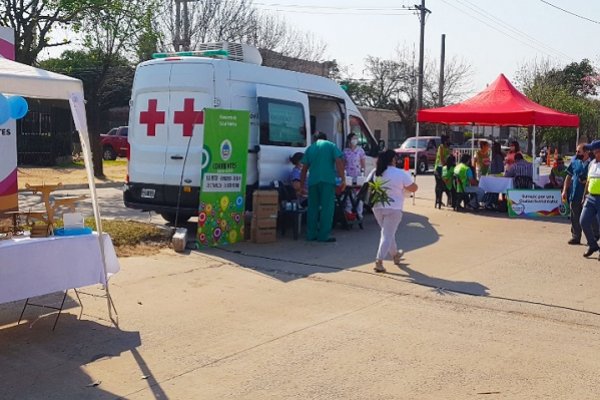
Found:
[300,132,346,242]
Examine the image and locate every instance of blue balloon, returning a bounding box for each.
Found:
[8,96,28,119]
[0,94,9,125]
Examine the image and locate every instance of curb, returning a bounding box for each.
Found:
[18,182,124,193]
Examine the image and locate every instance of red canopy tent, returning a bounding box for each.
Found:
[413,74,580,184]
[418,73,579,127]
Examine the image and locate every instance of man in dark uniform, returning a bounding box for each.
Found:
[563,143,598,245]
[580,140,600,258]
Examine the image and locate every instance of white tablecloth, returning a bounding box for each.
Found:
[479,176,514,193]
[535,174,550,187]
[0,233,120,304]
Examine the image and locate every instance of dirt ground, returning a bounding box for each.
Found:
[17,160,127,189]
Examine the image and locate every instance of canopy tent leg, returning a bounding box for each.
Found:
[471,124,475,164]
[532,125,537,184]
[576,127,580,147]
[68,93,118,325]
[413,122,420,205]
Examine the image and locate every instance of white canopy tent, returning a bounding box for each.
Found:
[0,57,116,321]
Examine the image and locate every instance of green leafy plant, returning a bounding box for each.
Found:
[368,177,394,207]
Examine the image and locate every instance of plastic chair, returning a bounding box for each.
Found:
[452,175,475,211]
[274,181,306,240]
[514,175,534,189]
[434,170,452,209]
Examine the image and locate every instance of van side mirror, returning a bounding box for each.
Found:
[378,139,386,151]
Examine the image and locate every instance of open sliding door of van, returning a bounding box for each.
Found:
[256,85,310,187]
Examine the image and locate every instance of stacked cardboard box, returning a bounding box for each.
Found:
[251,190,278,243]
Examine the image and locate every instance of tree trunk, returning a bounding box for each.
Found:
[526,126,533,156]
[86,97,105,178]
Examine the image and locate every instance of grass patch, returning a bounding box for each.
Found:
[51,218,172,257]
[84,218,171,248]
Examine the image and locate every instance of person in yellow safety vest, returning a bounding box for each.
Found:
[454,153,485,209]
[434,135,450,176]
[580,140,600,258]
[442,154,456,191]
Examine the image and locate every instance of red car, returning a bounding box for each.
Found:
[394,136,442,174]
[101,126,129,160]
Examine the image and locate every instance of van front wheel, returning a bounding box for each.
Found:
[161,212,191,225]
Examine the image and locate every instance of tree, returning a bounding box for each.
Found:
[0,0,110,65]
[156,0,325,61]
[340,47,473,139]
[74,0,152,176]
[516,58,600,153]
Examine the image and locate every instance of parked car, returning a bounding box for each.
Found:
[100,126,129,160]
[395,136,442,174]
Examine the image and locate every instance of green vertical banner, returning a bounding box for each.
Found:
[197,109,250,246]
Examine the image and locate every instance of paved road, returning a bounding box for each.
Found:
[6,171,597,399]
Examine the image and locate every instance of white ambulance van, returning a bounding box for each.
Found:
[124,43,382,223]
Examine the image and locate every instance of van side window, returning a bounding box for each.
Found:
[258,98,307,147]
[349,116,376,156]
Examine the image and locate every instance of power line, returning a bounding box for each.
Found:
[539,0,600,25]
[253,2,410,11]
[457,0,572,60]
[438,0,571,61]
[255,7,413,16]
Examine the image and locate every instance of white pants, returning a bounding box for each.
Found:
[373,208,403,261]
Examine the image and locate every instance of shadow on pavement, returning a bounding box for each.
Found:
[389,264,490,296]
[196,211,440,283]
[0,312,160,400]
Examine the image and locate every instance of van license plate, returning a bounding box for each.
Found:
[141,188,155,199]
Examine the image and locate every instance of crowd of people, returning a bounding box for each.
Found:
[434,137,569,210]
[286,131,600,271]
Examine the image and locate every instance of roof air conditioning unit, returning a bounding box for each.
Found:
[197,42,262,65]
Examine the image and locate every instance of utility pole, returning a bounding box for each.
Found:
[438,33,446,107]
[416,0,431,112]
[173,0,193,51]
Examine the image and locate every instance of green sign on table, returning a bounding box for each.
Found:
[197,109,250,246]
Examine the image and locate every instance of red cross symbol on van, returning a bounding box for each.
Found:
[174,98,203,136]
[139,99,165,136]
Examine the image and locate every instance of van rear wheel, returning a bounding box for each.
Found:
[161,212,191,225]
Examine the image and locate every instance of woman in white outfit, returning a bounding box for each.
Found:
[371,150,418,273]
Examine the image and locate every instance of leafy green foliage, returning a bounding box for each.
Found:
[518,58,600,149]
[369,178,394,207]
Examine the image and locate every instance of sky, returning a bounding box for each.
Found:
[252,0,600,98]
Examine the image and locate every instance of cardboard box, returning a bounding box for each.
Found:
[253,204,278,219]
[253,190,278,206]
[252,216,277,229]
[251,227,277,243]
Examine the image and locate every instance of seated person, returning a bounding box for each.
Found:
[545,157,567,189]
[441,154,456,191]
[454,153,485,208]
[504,153,533,178]
[289,152,308,207]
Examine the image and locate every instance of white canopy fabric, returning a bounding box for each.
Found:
[0,57,83,99]
[0,57,115,320]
